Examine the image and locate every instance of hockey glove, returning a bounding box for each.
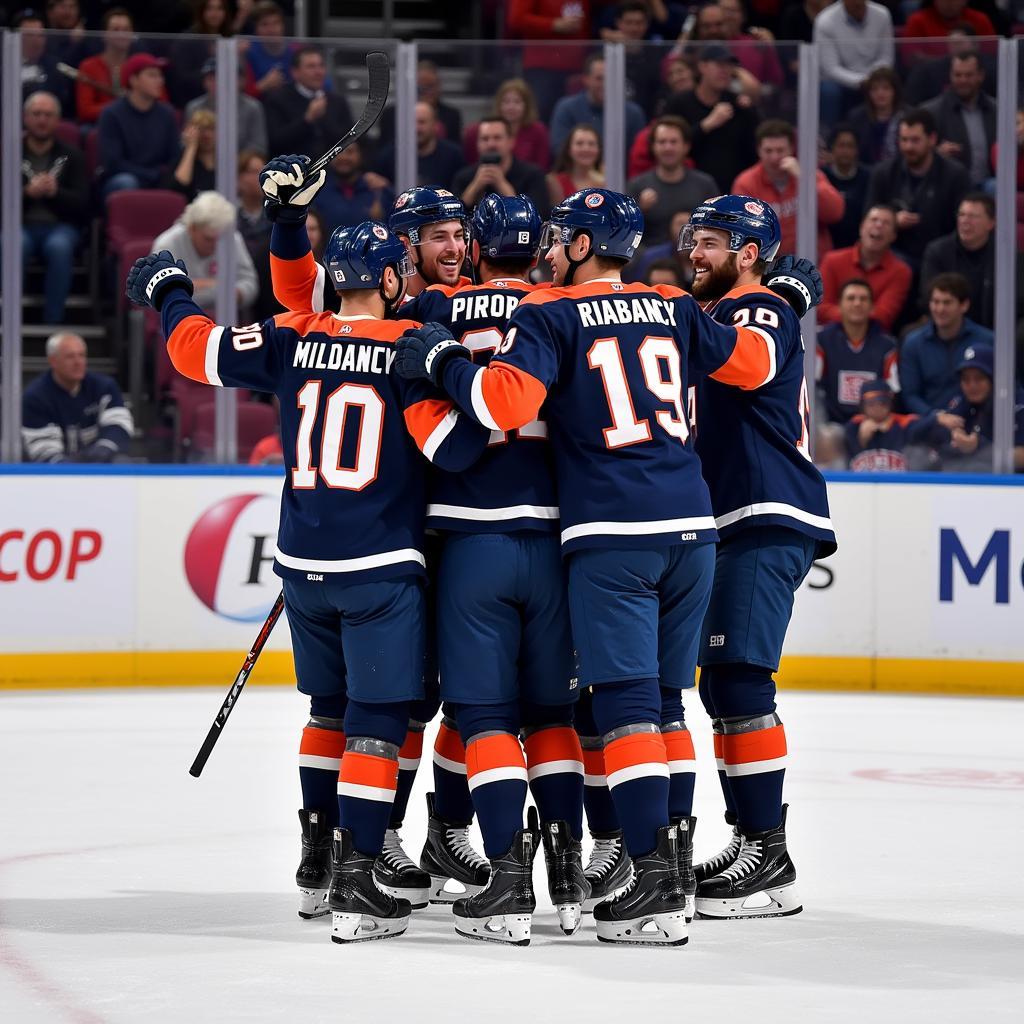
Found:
[764,255,823,319]
[260,154,327,223]
[125,250,194,312]
[395,322,470,386]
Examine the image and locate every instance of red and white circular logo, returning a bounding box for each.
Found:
[585,193,605,208]
[184,494,280,622]
[394,192,409,209]
[372,224,388,240]
[744,200,764,216]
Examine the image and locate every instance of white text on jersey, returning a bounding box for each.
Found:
[292,341,397,375]
[450,293,521,322]
[576,297,679,329]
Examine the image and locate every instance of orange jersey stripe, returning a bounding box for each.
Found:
[709,324,774,390]
[603,731,668,776]
[167,313,218,384]
[466,732,527,776]
[338,750,399,790]
[398,729,424,760]
[404,397,455,452]
[722,724,788,765]
[270,251,320,312]
[299,726,346,758]
[434,721,466,764]
[663,730,695,762]
[481,362,548,431]
[582,748,605,777]
[523,726,584,766]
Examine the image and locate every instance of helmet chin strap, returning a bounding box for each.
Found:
[561,230,593,286]
[380,273,404,318]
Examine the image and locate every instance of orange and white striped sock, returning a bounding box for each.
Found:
[662,721,696,819]
[390,720,424,828]
[298,718,345,827]
[524,725,584,839]
[337,737,400,855]
[465,731,528,857]
[721,713,787,833]
[432,715,474,822]
[603,724,670,857]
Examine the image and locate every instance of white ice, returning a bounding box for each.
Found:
[2,687,1023,1024]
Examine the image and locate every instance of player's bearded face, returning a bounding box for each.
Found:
[689,247,740,303]
[418,222,467,285]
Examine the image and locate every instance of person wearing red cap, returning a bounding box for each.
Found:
[97,52,180,197]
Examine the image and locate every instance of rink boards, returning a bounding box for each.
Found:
[0,467,1021,695]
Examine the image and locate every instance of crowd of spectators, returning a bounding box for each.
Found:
[6,0,1024,469]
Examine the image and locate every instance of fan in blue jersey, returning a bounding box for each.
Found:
[395,187,789,947]
[126,222,489,946]
[676,194,836,921]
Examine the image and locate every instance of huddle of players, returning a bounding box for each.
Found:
[126,150,835,948]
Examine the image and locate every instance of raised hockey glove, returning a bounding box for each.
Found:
[260,154,327,223]
[395,322,470,386]
[125,250,194,312]
[764,255,823,319]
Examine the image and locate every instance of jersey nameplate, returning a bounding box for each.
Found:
[292,340,396,375]
[576,297,678,329]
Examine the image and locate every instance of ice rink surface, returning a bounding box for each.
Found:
[1,686,1022,1024]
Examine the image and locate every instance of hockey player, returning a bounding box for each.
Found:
[678,195,836,919]
[394,188,792,947]
[125,222,488,943]
[260,159,486,908]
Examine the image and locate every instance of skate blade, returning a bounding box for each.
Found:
[556,902,583,936]
[297,886,329,920]
[374,881,429,911]
[330,910,410,943]
[429,875,485,905]
[595,910,688,946]
[696,882,802,920]
[454,912,531,946]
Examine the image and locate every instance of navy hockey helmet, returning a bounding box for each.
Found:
[543,188,645,262]
[679,194,782,262]
[324,221,414,298]
[388,186,469,245]
[471,192,542,262]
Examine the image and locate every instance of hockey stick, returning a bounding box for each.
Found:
[189,591,286,778]
[302,50,391,180]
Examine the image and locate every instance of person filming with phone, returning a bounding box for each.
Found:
[453,117,549,216]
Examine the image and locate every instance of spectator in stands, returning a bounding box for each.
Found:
[464,79,551,170]
[716,0,785,98]
[900,272,994,416]
[624,208,694,285]
[846,67,902,166]
[17,9,73,113]
[454,117,550,216]
[168,0,234,107]
[671,9,762,104]
[664,45,759,193]
[845,379,928,473]
[653,55,695,118]
[236,148,277,321]
[610,1,664,116]
[817,279,899,426]
[778,0,831,45]
[263,46,353,161]
[21,90,87,325]
[22,332,134,463]
[313,141,395,236]
[45,0,88,69]
[306,207,327,259]
[731,119,844,258]
[507,0,593,122]
[987,108,1024,195]
[374,102,463,191]
[626,115,716,254]
[185,58,269,157]
[152,191,258,314]
[245,1,296,96]
[823,124,871,250]
[919,344,1024,471]
[904,30,997,108]
[379,59,462,146]
[902,0,997,64]
[812,0,895,127]
[549,52,647,154]
[546,123,605,207]
[97,53,180,197]
[865,108,970,272]
[819,205,911,331]
[644,258,687,288]
[922,52,996,188]
[170,108,217,201]
[75,8,146,125]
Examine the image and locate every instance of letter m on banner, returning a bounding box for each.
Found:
[939,529,1010,604]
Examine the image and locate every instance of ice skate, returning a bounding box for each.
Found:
[694,813,742,886]
[696,805,802,920]
[329,829,411,944]
[582,829,633,912]
[296,808,332,919]
[373,827,430,909]
[594,824,688,946]
[418,792,490,903]
[541,819,591,936]
[453,809,539,946]
[671,815,697,922]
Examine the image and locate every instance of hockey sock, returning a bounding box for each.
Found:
[522,703,584,841]
[721,713,787,833]
[337,699,408,856]
[576,689,618,834]
[389,719,425,828]
[591,680,669,858]
[456,702,527,858]
[661,698,696,819]
[299,694,347,827]
[699,668,737,820]
[432,713,475,823]
[712,720,738,820]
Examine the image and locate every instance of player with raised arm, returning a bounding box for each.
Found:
[126,222,488,944]
[260,158,488,908]
[394,189,783,947]
[678,195,836,920]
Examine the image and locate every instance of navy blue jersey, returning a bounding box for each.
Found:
[403,279,558,534]
[845,413,924,472]
[161,290,487,583]
[693,285,837,557]
[816,320,899,425]
[438,280,778,554]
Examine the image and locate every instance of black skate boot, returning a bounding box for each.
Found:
[541,820,591,936]
[418,792,490,904]
[582,830,633,913]
[694,812,742,887]
[329,829,411,944]
[453,808,540,946]
[696,805,802,920]
[594,824,688,946]
[296,808,332,919]
[373,827,430,910]
[670,815,697,922]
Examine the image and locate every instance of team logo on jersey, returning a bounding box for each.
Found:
[744,200,765,216]
[340,324,353,334]
[372,224,389,240]
[184,494,280,622]
[709,634,726,647]
[585,193,605,208]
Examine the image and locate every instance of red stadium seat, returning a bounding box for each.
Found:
[106,189,187,256]
[55,119,82,150]
[83,127,100,179]
[189,399,278,462]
